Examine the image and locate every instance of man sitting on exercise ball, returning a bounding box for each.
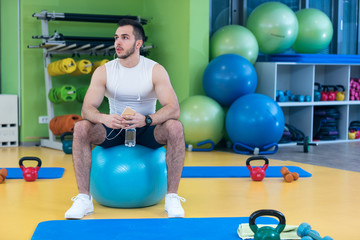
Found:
[65,18,186,219]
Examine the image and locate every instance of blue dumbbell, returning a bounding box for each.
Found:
[277,90,289,102]
[301,236,313,240]
[294,95,305,102]
[297,223,333,240]
[301,230,320,239]
[285,90,292,96]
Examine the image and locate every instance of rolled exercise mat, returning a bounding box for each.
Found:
[31,217,279,240]
[49,114,82,136]
[47,58,77,76]
[48,85,77,103]
[90,59,109,74]
[70,59,93,76]
[181,166,312,178]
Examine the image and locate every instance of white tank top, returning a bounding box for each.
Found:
[104,56,157,116]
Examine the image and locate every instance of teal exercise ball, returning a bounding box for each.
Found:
[90,145,167,208]
[246,2,298,54]
[210,25,259,64]
[179,95,225,147]
[292,8,333,53]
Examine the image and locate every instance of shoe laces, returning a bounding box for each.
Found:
[71,195,90,207]
[168,194,186,203]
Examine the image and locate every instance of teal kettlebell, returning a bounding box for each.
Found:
[249,209,286,240]
[60,132,73,154]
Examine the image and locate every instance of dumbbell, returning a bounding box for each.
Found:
[294,94,310,102]
[0,168,8,183]
[277,90,289,102]
[297,223,333,240]
[292,95,305,102]
[280,167,299,183]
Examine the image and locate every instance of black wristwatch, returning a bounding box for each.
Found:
[145,115,152,127]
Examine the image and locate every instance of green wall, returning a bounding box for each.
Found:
[0,0,19,94]
[1,0,209,143]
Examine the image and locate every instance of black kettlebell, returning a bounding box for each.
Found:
[60,132,73,154]
[249,209,286,240]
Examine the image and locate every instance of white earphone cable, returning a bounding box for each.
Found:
[105,58,123,140]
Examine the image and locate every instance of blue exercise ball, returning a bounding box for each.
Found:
[203,54,257,107]
[226,93,285,148]
[90,145,167,208]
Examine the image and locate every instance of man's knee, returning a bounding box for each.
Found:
[73,120,92,140]
[164,120,184,139]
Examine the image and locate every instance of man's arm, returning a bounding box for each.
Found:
[150,64,180,124]
[81,65,124,129]
[122,63,180,128]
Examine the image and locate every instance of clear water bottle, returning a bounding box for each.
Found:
[125,128,136,147]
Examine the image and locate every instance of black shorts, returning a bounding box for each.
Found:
[99,124,165,149]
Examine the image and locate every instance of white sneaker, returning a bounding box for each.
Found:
[165,193,186,218]
[65,194,94,219]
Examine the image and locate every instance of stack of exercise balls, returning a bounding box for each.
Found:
[180,2,333,153]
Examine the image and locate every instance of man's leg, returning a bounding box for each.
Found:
[154,119,186,217]
[72,120,106,194]
[65,120,106,219]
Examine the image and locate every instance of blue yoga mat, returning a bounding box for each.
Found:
[181,166,311,178]
[4,167,64,179]
[31,217,279,240]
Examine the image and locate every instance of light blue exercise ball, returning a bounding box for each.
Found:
[90,145,167,208]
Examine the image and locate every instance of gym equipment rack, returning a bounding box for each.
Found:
[29,10,149,150]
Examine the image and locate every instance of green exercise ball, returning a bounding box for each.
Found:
[210,25,259,64]
[179,95,225,147]
[292,8,333,53]
[246,2,298,54]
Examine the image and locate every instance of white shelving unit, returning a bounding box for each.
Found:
[255,62,360,145]
[30,10,150,150]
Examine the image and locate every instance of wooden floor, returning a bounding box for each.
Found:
[0,146,359,239]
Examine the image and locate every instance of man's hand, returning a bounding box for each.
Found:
[102,114,127,129]
[121,113,146,129]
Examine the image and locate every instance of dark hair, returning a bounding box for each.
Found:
[117,18,145,42]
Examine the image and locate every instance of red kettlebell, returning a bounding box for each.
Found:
[246,156,269,181]
[19,157,42,182]
[321,85,329,101]
[327,85,337,101]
